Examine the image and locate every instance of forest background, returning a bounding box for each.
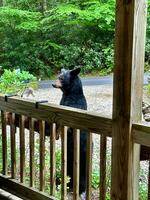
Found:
[0,0,150,79]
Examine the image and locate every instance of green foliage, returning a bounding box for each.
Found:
[147,84,150,96]
[0,0,149,77]
[59,42,114,74]
[0,69,37,94]
[0,0,116,77]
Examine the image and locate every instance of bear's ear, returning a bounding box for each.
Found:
[70,67,81,77]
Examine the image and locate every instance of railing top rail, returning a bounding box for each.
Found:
[0,95,112,136]
[1,94,150,141]
[133,122,150,147]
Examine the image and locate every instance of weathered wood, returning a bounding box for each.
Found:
[10,113,16,179]
[0,175,57,200]
[133,123,150,160]
[19,115,25,183]
[61,126,67,200]
[73,129,80,200]
[50,123,56,196]
[0,189,22,200]
[39,120,45,192]
[0,95,112,135]
[148,160,150,200]
[86,132,92,200]
[100,135,107,200]
[133,123,150,147]
[111,0,147,200]
[1,110,7,175]
[29,117,35,187]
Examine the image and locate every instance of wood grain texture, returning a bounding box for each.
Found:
[61,126,67,200]
[1,110,7,175]
[133,123,150,146]
[100,135,107,200]
[73,129,80,200]
[39,120,45,192]
[111,0,147,200]
[50,123,56,196]
[0,175,57,200]
[86,132,92,200]
[10,113,16,179]
[148,160,150,200]
[29,117,35,187]
[19,115,25,183]
[0,95,112,135]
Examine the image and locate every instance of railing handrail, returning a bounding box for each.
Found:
[1,95,150,143]
[0,95,112,135]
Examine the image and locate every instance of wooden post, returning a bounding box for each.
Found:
[19,115,25,183]
[39,120,45,191]
[1,111,7,175]
[111,0,147,199]
[29,118,35,187]
[61,126,67,200]
[50,123,56,196]
[73,129,80,200]
[10,113,16,179]
[100,135,107,200]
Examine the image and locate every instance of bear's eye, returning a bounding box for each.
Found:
[59,76,64,80]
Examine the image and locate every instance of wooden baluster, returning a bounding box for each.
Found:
[50,123,56,196]
[148,160,150,200]
[29,117,35,187]
[19,115,25,183]
[10,113,16,179]
[39,120,45,191]
[73,129,80,200]
[86,132,92,200]
[61,126,67,200]
[1,110,7,175]
[100,135,107,200]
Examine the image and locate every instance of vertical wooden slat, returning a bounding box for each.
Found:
[61,126,67,200]
[1,110,7,175]
[100,135,106,200]
[19,115,25,183]
[86,132,92,200]
[39,120,45,191]
[50,123,56,196]
[73,129,80,200]
[29,117,35,187]
[10,113,16,179]
[148,160,150,200]
[111,0,147,199]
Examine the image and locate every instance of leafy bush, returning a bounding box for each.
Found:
[0,69,37,94]
[59,42,114,74]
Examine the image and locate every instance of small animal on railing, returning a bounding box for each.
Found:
[52,67,88,198]
[21,87,35,97]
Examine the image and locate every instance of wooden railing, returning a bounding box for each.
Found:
[0,95,150,200]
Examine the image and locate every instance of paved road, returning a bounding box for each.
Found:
[38,74,149,89]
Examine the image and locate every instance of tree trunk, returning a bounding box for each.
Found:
[42,0,47,12]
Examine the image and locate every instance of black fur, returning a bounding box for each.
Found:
[52,67,87,194]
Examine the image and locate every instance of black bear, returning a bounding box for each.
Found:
[52,67,87,196]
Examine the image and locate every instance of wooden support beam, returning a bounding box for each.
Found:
[111,0,147,200]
